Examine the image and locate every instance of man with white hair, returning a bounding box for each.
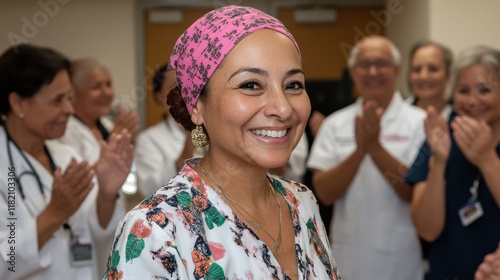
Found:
[308,36,425,279]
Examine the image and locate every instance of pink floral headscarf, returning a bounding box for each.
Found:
[168,5,300,115]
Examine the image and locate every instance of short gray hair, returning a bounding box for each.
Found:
[71,58,110,90]
[446,45,500,101]
[347,36,401,68]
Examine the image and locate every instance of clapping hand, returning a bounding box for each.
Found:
[355,100,383,153]
[95,129,134,201]
[424,106,450,161]
[451,116,498,167]
[112,105,139,137]
[47,158,94,221]
[475,243,500,280]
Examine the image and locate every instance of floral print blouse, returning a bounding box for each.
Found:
[104,158,339,280]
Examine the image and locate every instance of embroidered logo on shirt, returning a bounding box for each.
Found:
[381,134,409,142]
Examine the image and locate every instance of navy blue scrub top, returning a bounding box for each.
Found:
[405,111,500,280]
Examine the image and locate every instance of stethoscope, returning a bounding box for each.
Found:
[5,126,75,233]
[5,128,56,201]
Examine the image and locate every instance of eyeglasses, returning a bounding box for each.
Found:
[355,60,394,72]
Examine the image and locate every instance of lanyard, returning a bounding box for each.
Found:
[470,175,481,200]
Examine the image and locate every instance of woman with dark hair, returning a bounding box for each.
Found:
[0,44,133,279]
[104,5,339,280]
[134,64,197,197]
[407,40,454,118]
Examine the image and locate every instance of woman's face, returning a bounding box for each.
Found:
[74,67,114,120]
[18,70,74,140]
[194,29,310,169]
[410,45,449,100]
[454,63,500,125]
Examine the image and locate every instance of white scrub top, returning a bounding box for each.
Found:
[0,126,124,280]
[134,117,187,197]
[308,92,426,280]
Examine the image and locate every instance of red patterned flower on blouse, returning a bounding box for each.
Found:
[130,219,152,239]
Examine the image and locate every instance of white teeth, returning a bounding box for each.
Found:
[252,129,287,138]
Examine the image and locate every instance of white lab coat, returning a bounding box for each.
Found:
[54,115,127,275]
[308,92,426,280]
[0,126,124,280]
[134,117,187,197]
[56,115,113,164]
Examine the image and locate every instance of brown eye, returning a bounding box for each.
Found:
[286,82,305,90]
[238,81,261,90]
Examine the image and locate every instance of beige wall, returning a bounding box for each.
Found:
[430,0,500,54]
[0,0,137,109]
[2,0,496,111]
[385,0,430,97]
[386,0,500,97]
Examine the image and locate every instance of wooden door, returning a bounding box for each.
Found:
[144,9,211,127]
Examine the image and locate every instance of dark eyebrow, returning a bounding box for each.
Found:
[228,67,304,81]
[228,68,268,81]
[286,68,305,78]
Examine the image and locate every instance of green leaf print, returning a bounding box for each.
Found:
[177,191,193,207]
[204,206,225,230]
[306,219,317,232]
[125,234,145,262]
[272,179,286,196]
[110,250,120,270]
[206,263,225,280]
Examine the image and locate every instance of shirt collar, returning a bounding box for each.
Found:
[354,91,404,124]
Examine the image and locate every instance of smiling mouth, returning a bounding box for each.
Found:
[417,83,436,89]
[364,81,384,87]
[251,129,288,138]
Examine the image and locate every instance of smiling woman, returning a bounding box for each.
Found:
[407,40,454,118]
[0,44,131,280]
[103,5,339,280]
[406,45,500,279]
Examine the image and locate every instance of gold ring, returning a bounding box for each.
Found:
[116,133,122,139]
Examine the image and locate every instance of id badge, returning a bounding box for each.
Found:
[69,240,93,267]
[458,199,484,227]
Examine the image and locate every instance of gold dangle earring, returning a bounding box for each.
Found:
[191,125,208,147]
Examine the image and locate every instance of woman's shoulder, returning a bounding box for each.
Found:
[269,174,319,208]
[130,168,212,217]
[270,174,311,193]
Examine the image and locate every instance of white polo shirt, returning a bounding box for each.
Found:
[308,92,425,280]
